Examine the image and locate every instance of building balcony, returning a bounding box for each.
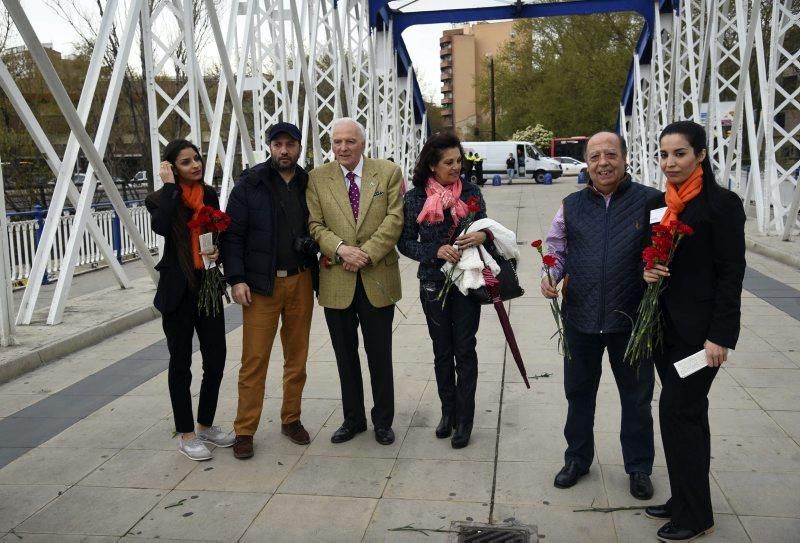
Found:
[442,96,453,105]
[440,59,452,69]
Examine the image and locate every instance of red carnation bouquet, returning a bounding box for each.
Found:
[624,220,694,363]
[532,240,570,360]
[438,196,482,306]
[188,206,232,317]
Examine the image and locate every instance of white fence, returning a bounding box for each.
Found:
[6,204,157,283]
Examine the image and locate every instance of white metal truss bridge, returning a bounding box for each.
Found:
[0,0,797,347]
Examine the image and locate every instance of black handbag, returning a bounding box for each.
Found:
[468,248,525,304]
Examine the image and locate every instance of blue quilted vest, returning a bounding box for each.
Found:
[562,177,660,334]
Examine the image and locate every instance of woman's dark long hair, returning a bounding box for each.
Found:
[659,121,717,192]
[411,132,464,189]
[162,139,205,183]
[162,139,205,288]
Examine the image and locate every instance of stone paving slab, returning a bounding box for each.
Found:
[0,180,798,542]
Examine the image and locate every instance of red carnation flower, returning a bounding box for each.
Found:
[531,240,542,248]
[542,254,557,267]
[677,223,694,236]
[465,196,481,214]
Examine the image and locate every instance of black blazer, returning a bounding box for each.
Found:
[646,185,746,348]
[145,183,221,314]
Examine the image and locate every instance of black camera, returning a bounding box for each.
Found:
[294,236,319,256]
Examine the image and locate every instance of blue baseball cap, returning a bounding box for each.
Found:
[268,122,301,142]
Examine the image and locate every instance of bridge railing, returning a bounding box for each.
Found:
[5,203,157,284]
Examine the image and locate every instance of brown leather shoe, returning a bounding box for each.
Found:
[233,435,254,459]
[281,421,310,445]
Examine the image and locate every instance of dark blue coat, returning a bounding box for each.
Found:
[562,176,660,334]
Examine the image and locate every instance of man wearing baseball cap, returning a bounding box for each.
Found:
[221,122,319,459]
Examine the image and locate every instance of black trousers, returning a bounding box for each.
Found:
[420,280,481,424]
[161,287,227,433]
[324,275,395,428]
[656,327,718,532]
[563,326,655,474]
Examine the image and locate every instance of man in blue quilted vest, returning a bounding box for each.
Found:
[540,131,659,500]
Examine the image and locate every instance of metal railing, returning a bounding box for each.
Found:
[6,202,158,283]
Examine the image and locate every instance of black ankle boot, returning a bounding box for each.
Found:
[435,412,456,439]
[451,421,473,449]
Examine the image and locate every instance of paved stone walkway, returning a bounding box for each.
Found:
[0,180,798,542]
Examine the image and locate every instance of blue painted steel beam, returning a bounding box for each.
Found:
[371,0,655,37]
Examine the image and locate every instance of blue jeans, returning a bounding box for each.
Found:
[563,326,655,474]
[507,169,514,181]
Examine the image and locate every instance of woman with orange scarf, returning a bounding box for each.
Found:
[145,140,234,461]
[643,122,745,542]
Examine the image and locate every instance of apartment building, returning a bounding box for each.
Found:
[440,21,515,139]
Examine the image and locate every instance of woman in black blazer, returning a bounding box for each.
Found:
[145,139,233,461]
[398,132,490,449]
[643,122,746,542]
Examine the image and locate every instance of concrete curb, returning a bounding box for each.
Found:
[745,236,800,271]
[0,305,160,385]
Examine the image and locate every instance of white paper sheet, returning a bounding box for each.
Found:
[199,232,215,270]
[649,207,667,224]
[673,350,708,378]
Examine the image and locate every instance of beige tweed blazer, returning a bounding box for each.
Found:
[307,158,404,309]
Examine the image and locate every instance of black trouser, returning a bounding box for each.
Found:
[161,288,227,433]
[324,274,395,428]
[420,280,481,424]
[656,324,718,532]
[563,326,655,474]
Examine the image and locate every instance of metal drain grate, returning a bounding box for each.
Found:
[449,522,537,543]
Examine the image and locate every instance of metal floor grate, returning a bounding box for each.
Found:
[450,522,536,543]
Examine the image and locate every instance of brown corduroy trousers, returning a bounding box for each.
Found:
[234,270,313,436]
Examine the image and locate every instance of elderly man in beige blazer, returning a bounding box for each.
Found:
[307,118,403,445]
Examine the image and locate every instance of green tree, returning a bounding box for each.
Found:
[511,124,554,149]
[478,13,642,139]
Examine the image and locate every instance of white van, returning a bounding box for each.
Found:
[461,141,563,184]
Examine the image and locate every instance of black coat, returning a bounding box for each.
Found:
[646,184,746,348]
[145,182,220,315]
[221,161,318,296]
[398,181,487,282]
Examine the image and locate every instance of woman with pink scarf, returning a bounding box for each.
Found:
[398,133,491,449]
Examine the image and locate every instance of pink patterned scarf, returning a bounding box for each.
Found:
[416,177,469,225]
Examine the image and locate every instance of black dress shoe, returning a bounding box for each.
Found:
[330,422,367,444]
[374,427,395,445]
[645,502,672,520]
[630,471,654,500]
[435,413,456,439]
[657,521,714,542]
[451,422,473,449]
[553,461,589,489]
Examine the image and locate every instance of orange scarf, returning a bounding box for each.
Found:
[661,166,703,225]
[180,180,205,269]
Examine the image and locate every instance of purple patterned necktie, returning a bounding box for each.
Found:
[347,171,360,221]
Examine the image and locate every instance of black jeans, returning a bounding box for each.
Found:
[324,275,395,428]
[420,281,481,424]
[563,326,655,474]
[656,325,718,532]
[161,287,226,433]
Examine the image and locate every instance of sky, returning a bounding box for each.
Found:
[14,0,510,103]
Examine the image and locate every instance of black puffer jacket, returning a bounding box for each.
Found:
[221,160,318,296]
[398,181,487,282]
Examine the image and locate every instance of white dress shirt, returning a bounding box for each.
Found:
[339,156,365,191]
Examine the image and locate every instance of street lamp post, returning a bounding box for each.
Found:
[489,56,496,140]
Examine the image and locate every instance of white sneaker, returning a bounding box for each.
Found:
[197,426,235,448]
[178,436,213,461]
